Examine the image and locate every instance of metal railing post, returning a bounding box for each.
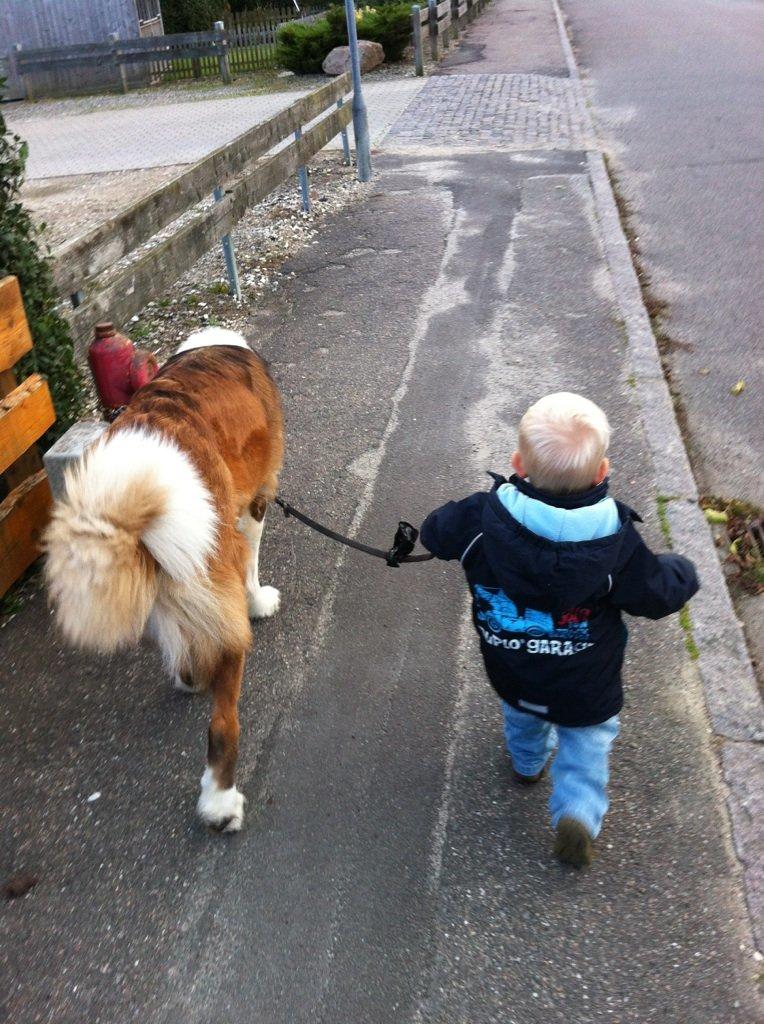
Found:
[411,5,424,77]
[344,0,372,182]
[451,0,460,39]
[337,97,351,165]
[428,0,439,61]
[213,186,241,300]
[214,21,232,84]
[294,127,311,212]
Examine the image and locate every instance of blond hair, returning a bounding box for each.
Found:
[518,392,610,494]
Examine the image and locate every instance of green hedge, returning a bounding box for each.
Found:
[0,102,83,443]
[276,19,336,74]
[327,3,412,61]
[161,0,226,33]
[276,3,412,74]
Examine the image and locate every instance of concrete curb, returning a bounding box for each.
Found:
[551,0,763,952]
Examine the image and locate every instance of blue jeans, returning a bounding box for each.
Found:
[503,702,619,838]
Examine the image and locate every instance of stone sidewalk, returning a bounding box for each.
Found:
[385,73,594,150]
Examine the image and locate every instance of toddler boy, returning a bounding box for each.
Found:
[420,393,699,867]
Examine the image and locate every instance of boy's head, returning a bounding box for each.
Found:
[512,392,611,495]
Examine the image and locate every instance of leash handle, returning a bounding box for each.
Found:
[274,497,433,567]
[387,520,420,566]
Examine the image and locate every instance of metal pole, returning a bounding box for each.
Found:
[428,0,439,61]
[337,98,351,165]
[213,186,241,300]
[451,0,460,40]
[214,21,232,84]
[411,6,424,77]
[294,127,311,212]
[344,0,372,182]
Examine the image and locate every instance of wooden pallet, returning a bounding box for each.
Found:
[0,276,56,597]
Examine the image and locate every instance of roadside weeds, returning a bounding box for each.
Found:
[604,155,763,638]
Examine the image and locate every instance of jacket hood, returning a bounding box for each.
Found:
[480,477,640,614]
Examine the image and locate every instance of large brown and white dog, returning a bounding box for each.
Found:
[44,328,283,832]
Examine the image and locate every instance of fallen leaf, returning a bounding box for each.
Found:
[730,380,745,395]
[704,508,728,524]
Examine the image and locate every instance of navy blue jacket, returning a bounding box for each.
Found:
[421,475,699,726]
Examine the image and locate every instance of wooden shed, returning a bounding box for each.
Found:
[0,0,163,100]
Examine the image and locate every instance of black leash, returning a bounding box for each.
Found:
[109,354,431,567]
[107,405,430,567]
[274,496,434,568]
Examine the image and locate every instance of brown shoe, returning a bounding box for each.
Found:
[554,817,594,868]
[512,766,545,785]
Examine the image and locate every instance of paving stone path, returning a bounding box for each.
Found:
[10,69,594,179]
[384,72,595,150]
[8,80,427,179]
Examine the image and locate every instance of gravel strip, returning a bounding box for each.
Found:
[78,154,368,415]
[22,167,187,248]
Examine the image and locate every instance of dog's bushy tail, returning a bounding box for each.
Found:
[44,428,217,652]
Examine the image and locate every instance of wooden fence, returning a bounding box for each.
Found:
[15,27,232,98]
[225,6,326,73]
[411,0,488,69]
[0,276,55,598]
[52,73,353,353]
[0,0,144,100]
[12,6,328,96]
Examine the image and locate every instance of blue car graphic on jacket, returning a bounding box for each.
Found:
[472,585,589,640]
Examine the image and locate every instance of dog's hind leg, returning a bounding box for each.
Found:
[239,498,280,619]
[197,647,246,832]
[147,604,203,693]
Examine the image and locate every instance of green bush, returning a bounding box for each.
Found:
[229,1,325,11]
[0,100,83,443]
[276,19,337,74]
[277,3,412,74]
[326,3,412,63]
[366,3,413,61]
[161,0,226,34]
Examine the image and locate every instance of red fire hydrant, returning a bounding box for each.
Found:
[88,322,159,420]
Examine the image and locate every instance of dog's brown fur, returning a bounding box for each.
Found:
[45,344,283,826]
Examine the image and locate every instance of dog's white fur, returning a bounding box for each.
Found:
[45,428,218,652]
[177,327,250,354]
[197,767,245,832]
[73,428,216,582]
[238,510,281,619]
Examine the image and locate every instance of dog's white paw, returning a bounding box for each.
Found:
[248,585,281,620]
[197,768,245,833]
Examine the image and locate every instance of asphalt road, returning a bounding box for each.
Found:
[2,149,758,1023]
[1,4,759,1021]
[559,0,764,507]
